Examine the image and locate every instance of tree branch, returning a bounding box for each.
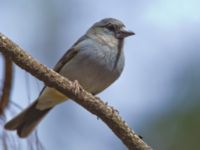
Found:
[0,33,152,150]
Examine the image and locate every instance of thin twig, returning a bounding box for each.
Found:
[0,33,152,150]
[0,53,13,115]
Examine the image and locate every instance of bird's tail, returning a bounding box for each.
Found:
[4,100,52,138]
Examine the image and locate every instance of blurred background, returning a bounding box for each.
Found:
[0,0,200,150]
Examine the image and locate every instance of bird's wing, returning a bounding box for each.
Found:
[38,35,88,96]
[53,47,79,73]
[53,35,87,72]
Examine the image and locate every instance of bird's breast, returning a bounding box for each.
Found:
[95,33,118,48]
[59,39,124,94]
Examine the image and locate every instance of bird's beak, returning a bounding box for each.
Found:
[116,28,135,39]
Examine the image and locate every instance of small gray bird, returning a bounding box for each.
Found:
[4,18,134,137]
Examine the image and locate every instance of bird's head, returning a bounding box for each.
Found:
[87,18,134,40]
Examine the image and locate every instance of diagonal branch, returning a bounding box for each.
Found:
[0,33,152,150]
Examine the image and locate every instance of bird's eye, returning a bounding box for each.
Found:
[107,25,115,32]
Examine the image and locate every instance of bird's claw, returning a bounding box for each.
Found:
[71,80,81,95]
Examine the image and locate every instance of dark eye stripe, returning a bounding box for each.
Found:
[107,25,115,31]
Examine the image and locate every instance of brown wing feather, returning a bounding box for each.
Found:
[53,35,87,72]
[53,47,79,72]
[39,35,88,94]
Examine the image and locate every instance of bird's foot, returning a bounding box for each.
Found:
[71,80,81,95]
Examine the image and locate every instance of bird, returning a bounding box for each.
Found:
[4,18,134,138]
